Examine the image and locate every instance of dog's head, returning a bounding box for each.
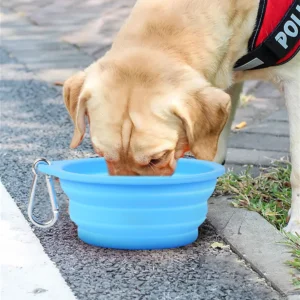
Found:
[63,57,230,176]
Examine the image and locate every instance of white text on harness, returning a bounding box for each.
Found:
[275,4,300,49]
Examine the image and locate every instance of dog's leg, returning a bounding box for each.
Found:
[214,82,243,164]
[284,79,300,234]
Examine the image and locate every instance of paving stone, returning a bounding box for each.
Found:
[63,0,136,57]
[4,41,77,53]
[226,148,289,166]
[11,3,52,14]
[242,80,261,95]
[0,9,36,26]
[250,81,282,99]
[34,68,82,83]
[9,49,92,64]
[266,110,289,122]
[239,121,289,137]
[0,8,93,81]
[28,0,127,26]
[1,34,59,43]
[27,60,91,70]
[228,132,290,152]
[1,0,51,11]
[1,25,74,37]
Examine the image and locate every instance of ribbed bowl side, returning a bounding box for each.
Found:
[60,179,216,250]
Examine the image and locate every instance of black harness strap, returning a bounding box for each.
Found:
[234,1,300,71]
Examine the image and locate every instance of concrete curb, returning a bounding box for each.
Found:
[207,196,300,299]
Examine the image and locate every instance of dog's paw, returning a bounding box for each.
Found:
[284,219,300,235]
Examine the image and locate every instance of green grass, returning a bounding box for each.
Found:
[215,162,300,285]
[215,162,291,229]
[282,232,300,287]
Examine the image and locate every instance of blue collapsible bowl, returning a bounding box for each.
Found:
[37,157,224,250]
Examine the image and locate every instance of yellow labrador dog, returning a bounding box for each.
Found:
[63,0,300,233]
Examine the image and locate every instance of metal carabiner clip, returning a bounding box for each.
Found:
[27,158,59,228]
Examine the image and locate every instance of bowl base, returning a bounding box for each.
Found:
[77,228,198,250]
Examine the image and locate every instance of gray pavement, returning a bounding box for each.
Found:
[0,2,291,299]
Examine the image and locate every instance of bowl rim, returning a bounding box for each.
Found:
[37,157,224,185]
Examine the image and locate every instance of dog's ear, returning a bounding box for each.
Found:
[63,71,90,148]
[174,86,231,161]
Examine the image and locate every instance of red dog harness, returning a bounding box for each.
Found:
[234,0,300,71]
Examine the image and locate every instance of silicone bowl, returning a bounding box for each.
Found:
[36,157,224,250]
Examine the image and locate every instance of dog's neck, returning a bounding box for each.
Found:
[107,0,258,90]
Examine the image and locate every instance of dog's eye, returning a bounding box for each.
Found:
[149,151,171,166]
[149,158,162,165]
